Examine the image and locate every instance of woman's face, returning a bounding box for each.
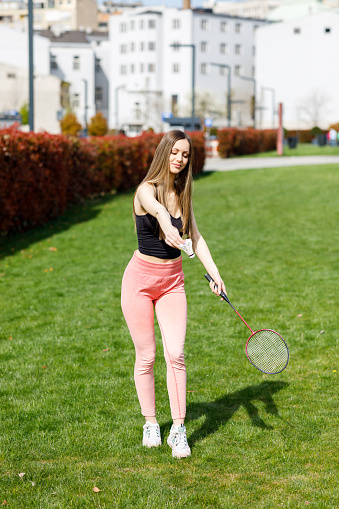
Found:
[169,139,190,175]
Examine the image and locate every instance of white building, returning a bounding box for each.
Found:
[203,0,282,20]
[256,10,339,129]
[0,0,98,32]
[109,5,268,135]
[0,25,110,133]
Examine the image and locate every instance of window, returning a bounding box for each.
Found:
[172,19,180,29]
[139,19,144,29]
[325,27,331,33]
[148,19,156,28]
[220,43,228,54]
[200,63,208,75]
[148,63,155,72]
[172,63,180,73]
[95,87,103,108]
[130,63,135,73]
[235,44,242,55]
[130,20,134,30]
[130,42,135,52]
[148,42,156,51]
[235,23,242,33]
[220,21,227,32]
[294,27,301,34]
[234,65,242,76]
[140,63,144,73]
[72,93,80,108]
[120,44,127,54]
[201,19,208,30]
[253,24,259,32]
[252,66,255,77]
[120,65,127,75]
[7,72,16,78]
[140,41,144,51]
[73,55,80,70]
[172,41,180,50]
[253,45,256,56]
[200,41,208,52]
[50,55,57,70]
[95,58,101,72]
[220,66,227,76]
[120,22,127,32]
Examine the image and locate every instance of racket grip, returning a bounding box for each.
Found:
[204,273,229,302]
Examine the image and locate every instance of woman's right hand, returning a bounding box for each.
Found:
[164,226,183,249]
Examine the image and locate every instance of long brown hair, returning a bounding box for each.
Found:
[135,130,194,239]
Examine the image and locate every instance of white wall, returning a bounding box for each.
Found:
[256,11,339,129]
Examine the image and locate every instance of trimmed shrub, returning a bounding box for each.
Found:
[217,128,277,158]
[88,112,108,136]
[0,128,205,235]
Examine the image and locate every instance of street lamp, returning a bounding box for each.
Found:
[170,43,196,130]
[115,84,126,131]
[262,86,276,129]
[239,75,256,129]
[82,78,88,135]
[28,0,34,131]
[211,63,231,127]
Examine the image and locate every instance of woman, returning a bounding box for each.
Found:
[121,130,226,459]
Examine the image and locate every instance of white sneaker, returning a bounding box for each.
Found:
[143,421,162,448]
[167,424,191,458]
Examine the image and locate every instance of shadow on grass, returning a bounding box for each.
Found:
[181,381,288,449]
[0,190,134,260]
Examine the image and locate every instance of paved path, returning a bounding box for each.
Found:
[204,155,339,172]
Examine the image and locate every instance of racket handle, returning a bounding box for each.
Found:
[204,273,229,303]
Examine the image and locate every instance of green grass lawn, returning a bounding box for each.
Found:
[0,163,338,508]
[244,143,339,158]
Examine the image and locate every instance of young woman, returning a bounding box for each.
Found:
[121,130,226,459]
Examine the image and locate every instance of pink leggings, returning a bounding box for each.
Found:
[121,252,187,419]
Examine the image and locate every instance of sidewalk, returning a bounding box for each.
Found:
[204,155,339,172]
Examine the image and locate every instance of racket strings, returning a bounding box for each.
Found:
[246,329,289,374]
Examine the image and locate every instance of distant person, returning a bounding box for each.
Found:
[121,130,226,458]
[329,128,337,146]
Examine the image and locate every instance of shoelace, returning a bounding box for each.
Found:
[174,428,188,449]
[146,424,160,441]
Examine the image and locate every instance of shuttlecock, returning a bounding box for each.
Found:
[180,238,195,258]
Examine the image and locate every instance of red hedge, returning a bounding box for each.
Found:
[217,128,277,158]
[0,128,205,235]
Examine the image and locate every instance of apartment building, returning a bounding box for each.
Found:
[109,6,268,135]
[0,0,98,32]
[203,0,281,20]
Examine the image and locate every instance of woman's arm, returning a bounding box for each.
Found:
[191,206,226,296]
[135,183,183,249]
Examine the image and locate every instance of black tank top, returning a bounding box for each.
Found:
[135,213,183,259]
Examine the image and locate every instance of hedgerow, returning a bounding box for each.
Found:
[0,128,205,235]
[217,128,277,158]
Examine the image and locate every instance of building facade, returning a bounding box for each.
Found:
[109,6,268,135]
[203,0,281,20]
[256,10,339,129]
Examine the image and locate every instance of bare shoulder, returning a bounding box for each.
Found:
[134,182,156,215]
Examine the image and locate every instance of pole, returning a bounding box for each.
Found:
[277,102,283,156]
[28,0,34,131]
[82,78,88,135]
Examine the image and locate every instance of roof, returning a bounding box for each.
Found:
[35,30,90,44]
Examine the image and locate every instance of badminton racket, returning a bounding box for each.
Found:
[205,274,289,375]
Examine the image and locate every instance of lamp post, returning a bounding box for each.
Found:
[211,63,231,127]
[82,78,88,135]
[262,86,276,129]
[28,0,34,131]
[239,75,256,129]
[115,84,126,131]
[170,43,196,130]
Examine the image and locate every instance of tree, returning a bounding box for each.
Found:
[19,103,29,125]
[296,89,331,128]
[60,112,82,136]
[88,112,108,136]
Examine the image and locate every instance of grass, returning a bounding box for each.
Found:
[0,162,338,508]
[243,143,339,158]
